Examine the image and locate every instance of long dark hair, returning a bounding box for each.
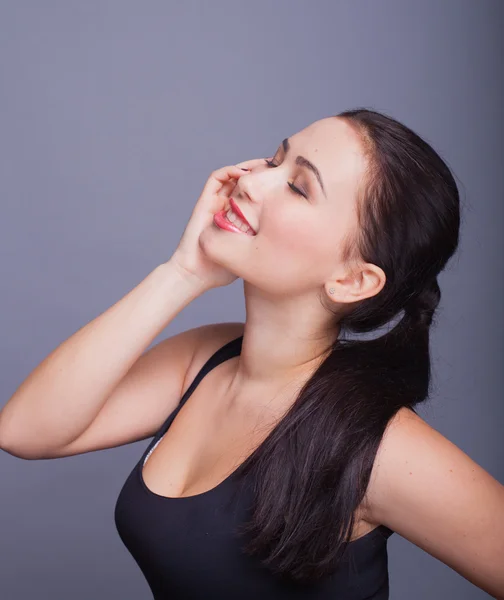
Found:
[231,108,461,583]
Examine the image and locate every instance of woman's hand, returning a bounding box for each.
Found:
[171,158,264,291]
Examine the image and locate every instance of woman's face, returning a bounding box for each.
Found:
[199,117,368,297]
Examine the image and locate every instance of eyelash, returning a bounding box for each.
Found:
[264,158,308,199]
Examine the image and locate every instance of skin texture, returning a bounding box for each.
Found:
[198,116,386,401]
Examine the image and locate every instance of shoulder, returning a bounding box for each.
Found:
[181,321,244,394]
[363,405,467,524]
[364,407,504,596]
[194,321,245,357]
[363,406,456,521]
[360,406,420,522]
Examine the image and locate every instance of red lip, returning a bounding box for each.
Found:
[229,198,256,234]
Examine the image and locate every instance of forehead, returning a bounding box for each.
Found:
[291,117,367,200]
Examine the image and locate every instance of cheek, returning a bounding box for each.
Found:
[264,207,309,242]
[268,211,326,254]
[258,214,334,280]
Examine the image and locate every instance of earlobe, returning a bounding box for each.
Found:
[324,280,340,300]
[324,282,348,304]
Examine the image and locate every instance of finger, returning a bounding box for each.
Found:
[219,180,237,197]
[214,159,263,199]
[201,165,245,198]
[211,164,249,184]
[218,161,260,196]
[203,159,263,199]
[234,158,267,170]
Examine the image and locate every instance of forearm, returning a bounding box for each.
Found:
[0,260,206,451]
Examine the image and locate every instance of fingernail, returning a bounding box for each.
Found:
[240,168,250,171]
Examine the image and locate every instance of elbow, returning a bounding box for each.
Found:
[0,424,39,460]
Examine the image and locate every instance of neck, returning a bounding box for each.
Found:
[224,282,339,402]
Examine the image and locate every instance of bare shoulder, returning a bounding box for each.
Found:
[360,407,421,521]
[363,407,504,596]
[182,321,245,395]
[362,406,441,521]
[196,320,245,344]
[193,321,245,362]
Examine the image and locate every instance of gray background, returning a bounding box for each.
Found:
[1,1,502,598]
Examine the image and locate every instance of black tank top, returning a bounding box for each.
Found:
[114,335,394,599]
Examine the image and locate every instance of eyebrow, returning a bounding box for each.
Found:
[282,137,327,198]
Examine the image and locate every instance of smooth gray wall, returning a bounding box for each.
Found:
[1,1,502,598]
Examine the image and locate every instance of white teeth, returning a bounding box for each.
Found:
[226,208,253,234]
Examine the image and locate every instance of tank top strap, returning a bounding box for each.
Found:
[140,334,244,463]
[178,333,243,409]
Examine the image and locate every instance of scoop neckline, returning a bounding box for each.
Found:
[137,433,245,502]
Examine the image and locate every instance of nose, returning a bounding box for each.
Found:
[235,169,259,206]
[237,158,276,201]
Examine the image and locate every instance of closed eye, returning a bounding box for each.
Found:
[264,158,308,199]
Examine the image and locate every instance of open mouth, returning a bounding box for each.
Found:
[223,207,256,235]
[222,207,256,235]
[228,197,257,235]
[213,207,257,236]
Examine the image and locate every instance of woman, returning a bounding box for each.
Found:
[1,109,503,599]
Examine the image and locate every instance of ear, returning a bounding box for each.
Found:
[324,263,386,305]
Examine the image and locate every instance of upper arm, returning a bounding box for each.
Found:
[9,322,244,460]
[366,408,504,598]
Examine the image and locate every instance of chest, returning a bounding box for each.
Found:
[141,385,273,499]
[139,357,376,538]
